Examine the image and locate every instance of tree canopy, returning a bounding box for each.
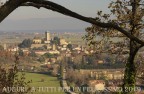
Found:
[18,39,32,48]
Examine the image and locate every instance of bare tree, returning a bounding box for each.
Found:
[0,0,144,93]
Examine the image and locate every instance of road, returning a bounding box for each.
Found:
[61,68,77,94]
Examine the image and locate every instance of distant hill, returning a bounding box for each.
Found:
[0,17,143,33]
[0,29,85,33]
[0,17,90,32]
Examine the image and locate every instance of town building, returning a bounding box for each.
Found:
[44,31,51,44]
[79,69,124,80]
[87,80,105,91]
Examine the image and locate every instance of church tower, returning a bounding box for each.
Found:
[45,31,51,44]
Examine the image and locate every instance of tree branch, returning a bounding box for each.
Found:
[0,0,26,22]
[22,0,144,46]
[0,0,144,46]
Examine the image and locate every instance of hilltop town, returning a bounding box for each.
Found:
[0,31,144,93]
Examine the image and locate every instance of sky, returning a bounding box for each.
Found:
[0,0,111,32]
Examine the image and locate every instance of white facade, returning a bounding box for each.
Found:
[48,50,60,54]
[60,38,68,46]
[8,47,19,52]
[3,44,7,50]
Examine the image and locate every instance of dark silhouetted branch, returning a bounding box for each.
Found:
[0,0,144,45]
[22,0,144,46]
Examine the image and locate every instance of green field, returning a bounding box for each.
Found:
[23,72,64,94]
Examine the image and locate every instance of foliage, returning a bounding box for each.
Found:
[59,62,64,79]
[38,56,45,63]
[66,69,89,87]
[0,51,14,64]
[52,36,60,45]
[0,45,4,50]
[0,54,31,94]
[29,50,37,57]
[32,47,46,50]
[43,53,58,58]
[84,0,144,93]
[18,50,24,56]
[67,44,73,51]
[74,63,125,69]
[18,39,32,48]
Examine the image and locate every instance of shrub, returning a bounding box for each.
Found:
[0,54,31,94]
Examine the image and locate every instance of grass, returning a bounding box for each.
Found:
[21,72,64,94]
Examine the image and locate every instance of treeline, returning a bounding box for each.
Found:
[74,63,125,69]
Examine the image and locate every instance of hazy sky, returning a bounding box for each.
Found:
[6,0,111,19]
[0,0,111,32]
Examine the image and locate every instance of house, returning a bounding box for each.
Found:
[60,47,67,51]
[34,50,47,55]
[107,79,123,87]
[60,38,68,46]
[79,69,124,80]
[73,47,81,51]
[20,48,30,55]
[48,50,60,54]
[8,46,19,52]
[97,60,104,64]
[49,58,57,63]
[87,80,105,91]
[33,36,42,44]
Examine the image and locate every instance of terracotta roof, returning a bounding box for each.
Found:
[88,80,105,86]
[33,36,41,39]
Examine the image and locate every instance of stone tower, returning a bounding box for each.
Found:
[3,43,7,50]
[45,31,51,44]
[45,31,50,41]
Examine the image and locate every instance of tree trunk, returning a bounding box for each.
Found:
[122,40,141,94]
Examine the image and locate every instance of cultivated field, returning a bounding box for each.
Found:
[23,72,64,94]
